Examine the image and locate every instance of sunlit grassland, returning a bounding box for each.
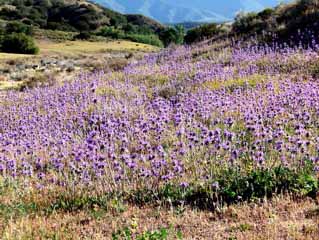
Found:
[0,53,33,60]
[0,40,158,92]
[0,81,23,91]
[0,40,158,62]
[37,40,158,55]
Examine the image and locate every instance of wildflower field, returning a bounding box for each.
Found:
[1,38,319,239]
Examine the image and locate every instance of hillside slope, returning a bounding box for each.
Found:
[230,0,319,44]
[0,0,164,33]
[1,15,319,239]
[181,0,319,46]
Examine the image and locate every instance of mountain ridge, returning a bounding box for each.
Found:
[94,0,291,23]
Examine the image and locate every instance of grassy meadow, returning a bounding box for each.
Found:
[37,40,158,55]
[0,39,158,92]
[0,53,33,60]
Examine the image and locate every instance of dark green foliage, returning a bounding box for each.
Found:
[1,32,39,54]
[98,26,125,39]
[0,6,21,20]
[126,14,164,33]
[122,23,138,34]
[129,164,318,210]
[112,226,182,240]
[0,0,164,34]
[277,1,319,44]
[310,60,319,78]
[21,18,33,25]
[46,21,76,31]
[109,14,127,27]
[44,3,108,32]
[217,166,317,203]
[5,21,33,35]
[0,26,4,39]
[184,23,224,44]
[0,0,170,47]
[233,12,266,34]
[97,27,164,47]
[231,0,319,45]
[73,31,92,40]
[257,8,274,20]
[0,165,317,222]
[159,26,184,47]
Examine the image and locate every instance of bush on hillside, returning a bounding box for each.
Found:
[98,27,164,47]
[109,14,127,27]
[5,21,33,35]
[257,8,275,20]
[160,26,184,47]
[98,26,125,39]
[184,23,223,44]
[0,6,21,20]
[46,21,77,32]
[229,0,319,45]
[233,12,266,34]
[1,33,39,54]
[73,32,92,40]
[122,23,138,34]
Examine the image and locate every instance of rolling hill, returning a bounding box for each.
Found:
[0,0,164,33]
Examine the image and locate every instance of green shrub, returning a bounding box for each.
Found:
[112,226,182,240]
[97,26,163,47]
[159,26,184,47]
[257,8,275,19]
[122,23,137,34]
[21,18,33,25]
[73,31,92,40]
[233,12,265,34]
[0,7,21,20]
[129,164,318,210]
[184,23,223,44]
[5,21,33,35]
[98,26,125,39]
[1,33,39,54]
[46,21,77,32]
[0,26,4,36]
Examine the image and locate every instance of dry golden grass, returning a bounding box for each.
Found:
[0,53,33,60]
[0,81,23,91]
[0,40,157,62]
[37,40,157,55]
[0,39,156,91]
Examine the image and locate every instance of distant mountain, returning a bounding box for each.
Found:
[94,0,291,23]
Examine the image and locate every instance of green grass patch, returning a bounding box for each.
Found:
[112,225,182,240]
[0,164,317,220]
[129,164,318,210]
